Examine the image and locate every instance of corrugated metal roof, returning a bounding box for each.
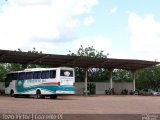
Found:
[0,49,159,70]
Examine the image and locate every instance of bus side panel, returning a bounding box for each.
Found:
[15,79,60,95]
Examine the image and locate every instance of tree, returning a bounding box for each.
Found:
[136,65,160,90]
[112,69,132,82]
[0,64,8,82]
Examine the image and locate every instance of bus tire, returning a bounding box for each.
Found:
[10,90,18,98]
[10,90,17,97]
[10,90,14,97]
[50,95,57,99]
[36,90,42,99]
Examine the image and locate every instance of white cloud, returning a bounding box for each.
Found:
[66,15,95,28]
[72,0,98,15]
[13,0,52,5]
[110,7,117,14]
[72,36,112,54]
[128,12,160,51]
[0,0,98,52]
[83,16,95,26]
[107,7,117,14]
[66,19,81,28]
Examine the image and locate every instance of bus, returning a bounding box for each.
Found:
[5,67,75,99]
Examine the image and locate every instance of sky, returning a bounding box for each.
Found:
[0,0,160,61]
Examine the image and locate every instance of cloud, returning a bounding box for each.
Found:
[110,7,117,14]
[66,19,81,28]
[128,12,160,51]
[106,7,118,14]
[72,0,98,15]
[72,36,112,54]
[0,0,98,53]
[83,16,95,26]
[66,15,95,28]
[13,0,52,6]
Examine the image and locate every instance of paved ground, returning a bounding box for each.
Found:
[0,95,160,120]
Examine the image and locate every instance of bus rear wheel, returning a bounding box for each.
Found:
[36,90,42,99]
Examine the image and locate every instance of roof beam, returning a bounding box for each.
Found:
[88,59,109,69]
[61,56,82,67]
[25,54,50,65]
[0,51,10,60]
[88,58,115,69]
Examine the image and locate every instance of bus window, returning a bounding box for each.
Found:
[6,74,11,81]
[11,73,18,80]
[50,70,56,78]
[41,71,49,79]
[60,70,73,77]
[18,72,25,80]
[33,71,41,79]
[26,72,33,79]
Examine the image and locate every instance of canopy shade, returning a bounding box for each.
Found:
[0,49,159,71]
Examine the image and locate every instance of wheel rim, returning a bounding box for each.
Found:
[36,91,41,98]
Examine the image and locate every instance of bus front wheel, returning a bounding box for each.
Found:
[10,90,14,97]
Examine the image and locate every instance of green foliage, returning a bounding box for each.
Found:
[0,64,8,82]
[136,65,160,89]
[113,69,132,82]
[88,68,109,82]
[68,45,106,58]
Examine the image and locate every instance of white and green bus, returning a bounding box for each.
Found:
[5,67,75,99]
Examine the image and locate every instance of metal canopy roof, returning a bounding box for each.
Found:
[0,49,159,71]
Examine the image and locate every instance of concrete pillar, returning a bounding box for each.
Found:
[132,71,136,91]
[84,69,88,96]
[105,69,108,90]
[109,69,113,89]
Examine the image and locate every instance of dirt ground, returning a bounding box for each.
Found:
[0,95,160,120]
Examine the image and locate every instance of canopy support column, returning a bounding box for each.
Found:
[109,69,113,89]
[84,69,88,96]
[132,71,136,92]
